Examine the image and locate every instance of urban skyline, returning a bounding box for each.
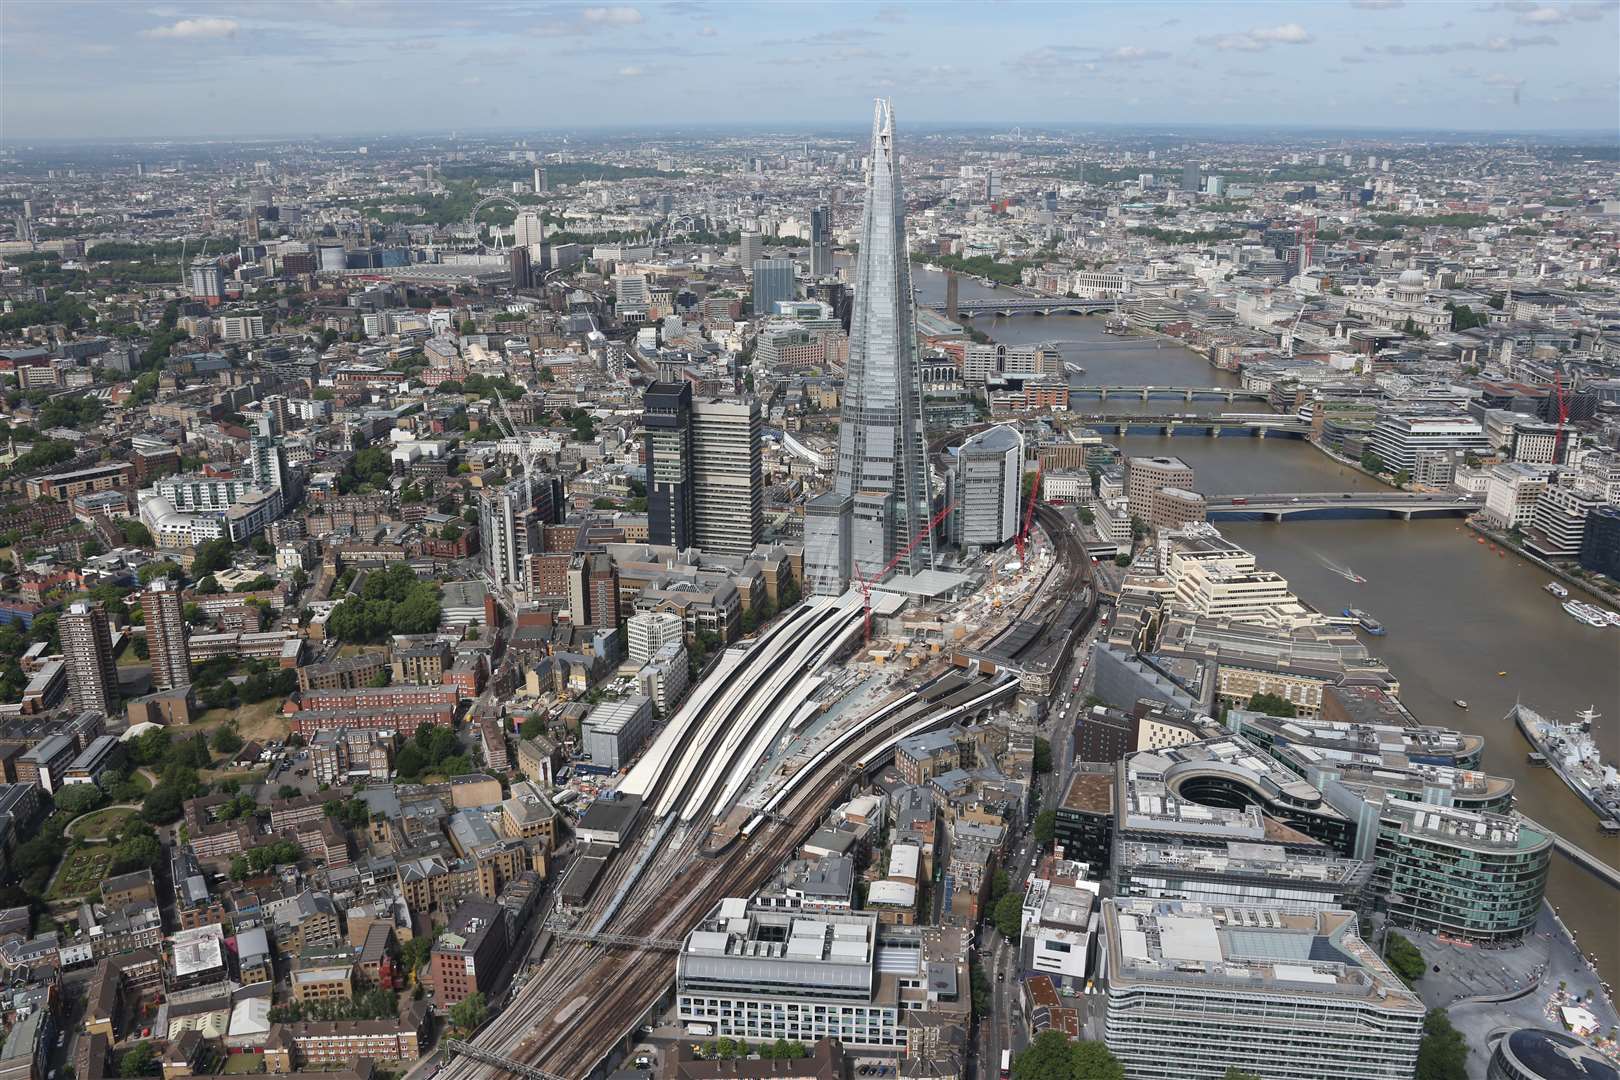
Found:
[0,8,1617,1080]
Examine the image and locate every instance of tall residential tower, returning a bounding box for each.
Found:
[62,600,119,715]
[830,99,932,587]
[142,578,191,692]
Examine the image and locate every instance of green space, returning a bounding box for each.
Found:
[221,1053,265,1075]
[915,252,1032,286]
[48,845,112,901]
[67,806,137,841]
[191,697,291,744]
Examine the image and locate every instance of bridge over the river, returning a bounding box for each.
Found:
[942,297,1118,318]
[1074,413,1312,438]
[1070,385,1270,404]
[1205,491,1484,520]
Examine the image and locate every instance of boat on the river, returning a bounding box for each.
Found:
[1342,607,1386,635]
[1563,599,1611,627]
[1454,699,1469,709]
[924,262,943,273]
[1546,582,1569,598]
[1513,703,1620,830]
[1064,361,1086,376]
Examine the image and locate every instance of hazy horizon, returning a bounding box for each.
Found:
[4,0,1618,140]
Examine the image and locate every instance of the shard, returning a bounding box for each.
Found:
[834,99,933,583]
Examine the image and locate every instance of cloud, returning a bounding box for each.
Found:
[1519,4,1569,19]
[584,6,643,24]
[1200,23,1313,50]
[1484,71,1525,85]
[1485,32,1558,46]
[1109,45,1170,61]
[617,64,647,76]
[532,6,648,36]
[1252,22,1313,42]
[875,5,907,23]
[1008,41,1170,73]
[1362,32,1556,52]
[140,15,238,39]
[698,23,717,36]
[1351,0,1404,7]
[1568,1,1614,19]
[462,75,483,86]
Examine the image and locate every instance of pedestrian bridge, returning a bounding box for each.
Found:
[1074,413,1312,438]
[1070,385,1270,403]
[1205,491,1484,520]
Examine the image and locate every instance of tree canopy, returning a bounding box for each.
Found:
[1416,1009,1468,1080]
[326,563,441,643]
[1384,931,1426,985]
[1012,1031,1125,1080]
[449,991,488,1033]
[1245,692,1297,718]
[994,892,1023,941]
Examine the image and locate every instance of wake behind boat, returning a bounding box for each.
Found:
[1318,555,1367,584]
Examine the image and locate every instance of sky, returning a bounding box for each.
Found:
[2,0,1618,140]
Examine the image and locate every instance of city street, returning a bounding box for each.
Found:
[973,617,1108,1080]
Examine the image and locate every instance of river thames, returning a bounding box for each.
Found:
[913,267,1620,981]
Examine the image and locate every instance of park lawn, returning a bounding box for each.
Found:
[67,806,136,841]
[48,846,112,902]
[185,698,290,745]
[336,644,388,659]
[125,770,152,793]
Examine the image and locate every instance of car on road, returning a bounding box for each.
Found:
[997,972,1005,982]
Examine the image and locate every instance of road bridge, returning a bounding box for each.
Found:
[1073,413,1312,438]
[1069,384,1270,404]
[941,297,1118,318]
[1205,491,1484,520]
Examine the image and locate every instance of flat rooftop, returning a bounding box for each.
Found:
[1061,770,1113,814]
[1116,840,1366,885]
[1104,898,1423,1011]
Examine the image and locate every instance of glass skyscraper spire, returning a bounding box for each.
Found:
[834,99,933,581]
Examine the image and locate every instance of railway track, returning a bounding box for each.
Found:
[450,507,1093,1080]
[454,687,908,1079]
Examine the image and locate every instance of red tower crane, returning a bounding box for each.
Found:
[1016,461,1043,564]
[852,501,955,643]
[1296,216,1317,276]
